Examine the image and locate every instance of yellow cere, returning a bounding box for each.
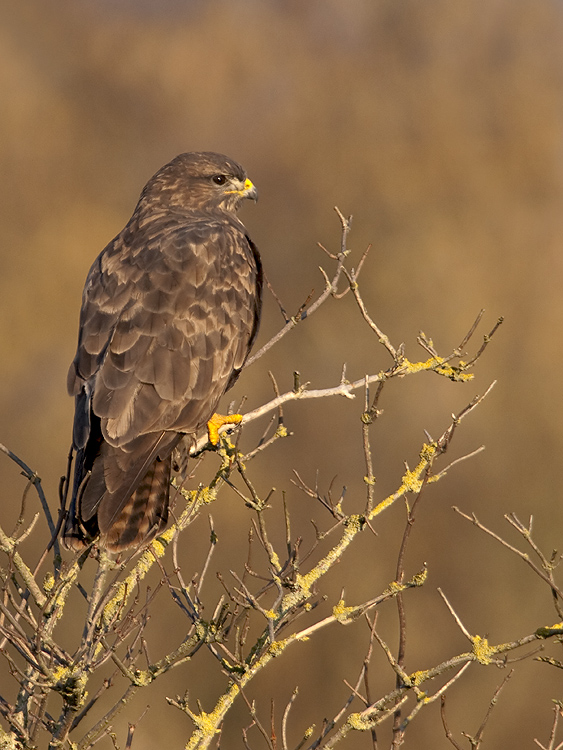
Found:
[225,178,256,196]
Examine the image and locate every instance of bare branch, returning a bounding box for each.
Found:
[452,508,563,601]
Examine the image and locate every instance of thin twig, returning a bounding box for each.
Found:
[245,208,351,368]
[452,509,563,601]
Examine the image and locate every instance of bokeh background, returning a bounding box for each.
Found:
[2,0,563,747]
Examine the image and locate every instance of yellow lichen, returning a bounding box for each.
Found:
[269,551,281,570]
[52,666,88,709]
[200,486,219,505]
[369,492,398,520]
[43,572,55,593]
[102,581,127,627]
[401,469,423,494]
[536,622,563,638]
[151,537,167,557]
[269,640,288,657]
[472,635,494,665]
[0,728,21,749]
[345,514,364,533]
[43,559,82,622]
[419,442,437,461]
[51,665,69,683]
[399,356,474,382]
[368,442,445,521]
[403,356,440,373]
[347,712,372,731]
[291,516,361,601]
[385,580,405,595]
[409,669,429,686]
[193,710,218,735]
[409,567,428,587]
[332,599,358,624]
[132,670,152,687]
[435,364,474,382]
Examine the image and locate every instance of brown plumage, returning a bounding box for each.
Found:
[63,152,262,552]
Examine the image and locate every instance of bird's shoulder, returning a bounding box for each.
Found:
[90,211,253,289]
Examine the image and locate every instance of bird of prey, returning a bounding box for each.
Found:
[63,152,262,552]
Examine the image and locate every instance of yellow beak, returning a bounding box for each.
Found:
[226,177,258,201]
[243,178,258,201]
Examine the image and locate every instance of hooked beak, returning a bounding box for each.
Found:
[226,177,258,202]
[243,178,258,202]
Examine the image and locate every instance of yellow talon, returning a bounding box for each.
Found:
[207,413,243,445]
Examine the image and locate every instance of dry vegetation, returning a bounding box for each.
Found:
[2,212,563,749]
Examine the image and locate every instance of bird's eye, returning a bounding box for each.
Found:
[212,174,228,185]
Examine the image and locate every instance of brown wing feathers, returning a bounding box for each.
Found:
[64,152,262,552]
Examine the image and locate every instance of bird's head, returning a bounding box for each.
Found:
[139,151,258,216]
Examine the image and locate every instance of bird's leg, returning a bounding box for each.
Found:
[207,413,243,445]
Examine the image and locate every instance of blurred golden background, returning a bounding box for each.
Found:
[2,0,563,747]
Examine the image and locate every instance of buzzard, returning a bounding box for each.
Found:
[64,152,262,552]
